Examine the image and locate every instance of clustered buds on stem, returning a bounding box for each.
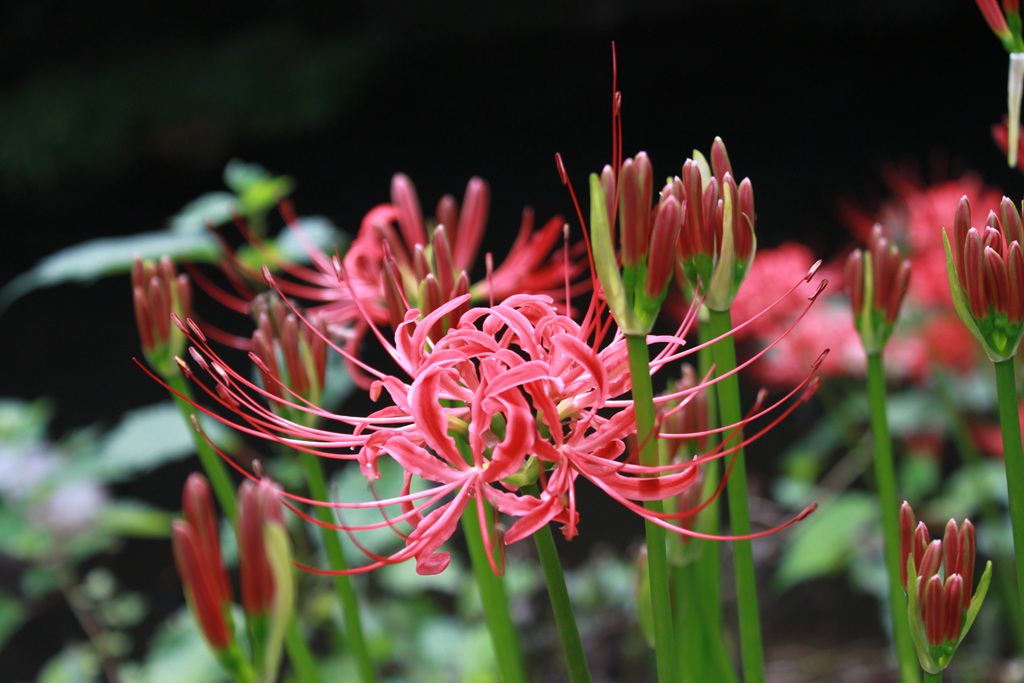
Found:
[249,295,328,427]
[171,474,292,682]
[675,137,757,312]
[898,502,992,675]
[974,1,1024,166]
[943,195,1024,361]
[845,224,911,353]
[589,151,682,334]
[172,474,251,680]
[238,478,293,680]
[132,256,193,377]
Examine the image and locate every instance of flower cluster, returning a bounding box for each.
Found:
[899,502,992,675]
[944,194,1024,361]
[171,473,292,681]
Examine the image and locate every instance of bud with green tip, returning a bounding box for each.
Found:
[588,152,683,335]
[238,478,293,683]
[943,195,1024,361]
[172,474,254,681]
[846,224,911,353]
[899,501,992,675]
[676,137,756,311]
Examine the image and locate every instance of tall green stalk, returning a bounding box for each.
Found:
[299,451,376,683]
[706,307,763,683]
[166,371,237,520]
[866,352,919,683]
[935,369,1024,651]
[993,357,1024,640]
[163,377,322,682]
[461,506,527,683]
[527,483,592,683]
[625,333,678,683]
[672,320,735,683]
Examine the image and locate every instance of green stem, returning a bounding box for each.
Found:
[284,621,321,683]
[625,333,678,683]
[706,307,764,683]
[993,357,1024,642]
[934,369,1024,651]
[527,485,592,683]
[299,452,377,683]
[166,371,238,520]
[461,508,527,683]
[922,671,942,683]
[866,352,920,683]
[672,318,735,683]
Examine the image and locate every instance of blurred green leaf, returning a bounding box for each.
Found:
[70,402,235,485]
[0,398,53,443]
[224,159,294,220]
[234,215,346,270]
[898,455,941,501]
[36,645,101,683]
[0,231,219,313]
[97,500,173,539]
[0,592,26,654]
[927,460,1007,522]
[168,191,240,234]
[121,608,225,683]
[774,491,877,591]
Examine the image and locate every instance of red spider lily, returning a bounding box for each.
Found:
[171,474,234,652]
[238,478,288,617]
[133,256,193,377]
[898,501,992,674]
[944,195,1024,361]
[846,224,911,353]
[193,175,584,375]
[149,246,824,576]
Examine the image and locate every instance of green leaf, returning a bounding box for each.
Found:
[0,397,53,443]
[234,215,345,270]
[70,402,233,484]
[97,499,174,539]
[37,646,102,683]
[121,608,225,683]
[168,191,240,234]
[0,231,219,313]
[773,491,878,590]
[0,592,26,653]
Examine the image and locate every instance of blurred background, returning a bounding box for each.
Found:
[1,1,1020,680]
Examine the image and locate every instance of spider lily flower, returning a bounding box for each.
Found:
[675,137,757,311]
[200,176,582,364]
[975,1,1024,165]
[132,256,193,377]
[171,474,251,678]
[160,258,822,577]
[846,224,911,353]
[238,478,293,680]
[898,502,992,675]
[943,195,1024,361]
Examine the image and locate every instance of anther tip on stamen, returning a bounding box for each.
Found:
[810,279,828,301]
[189,414,201,432]
[797,503,818,521]
[261,264,276,287]
[806,260,823,281]
[253,459,264,479]
[555,153,568,184]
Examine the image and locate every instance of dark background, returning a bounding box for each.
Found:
[3,0,1019,431]
[0,1,1019,679]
